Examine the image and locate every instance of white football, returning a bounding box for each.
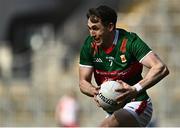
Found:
[96,80,124,113]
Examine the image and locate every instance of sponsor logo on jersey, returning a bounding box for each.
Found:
[94,61,143,85]
[120,54,127,63]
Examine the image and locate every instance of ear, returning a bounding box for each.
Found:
[107,23,115,32]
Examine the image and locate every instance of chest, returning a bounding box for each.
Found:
[92,48,135,71]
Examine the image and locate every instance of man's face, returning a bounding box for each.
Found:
[87,18,108,46]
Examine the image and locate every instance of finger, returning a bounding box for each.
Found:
[123,83,130,88]
[117,100,125,105]
[115,91,129,101]
[95,86,101,89]
[94,95,99,101]
[92,87,100,95]
[94,95,101,107]
[116,80,128,89]
[115,88,128,92]
[116,99,127,107]
[116,80,123,84]
[94,91,99,95]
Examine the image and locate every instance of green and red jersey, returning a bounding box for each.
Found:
[79,29,152,101]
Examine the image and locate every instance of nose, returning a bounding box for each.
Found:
[90,30,96,37]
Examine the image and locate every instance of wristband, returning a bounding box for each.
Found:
[133,83,143,92]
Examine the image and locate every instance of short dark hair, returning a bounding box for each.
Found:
[86,5,117,27]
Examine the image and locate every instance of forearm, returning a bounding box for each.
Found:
[136,63,169,91]
[79,80,96,97]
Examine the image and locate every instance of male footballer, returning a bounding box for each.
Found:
[79,5,169,127]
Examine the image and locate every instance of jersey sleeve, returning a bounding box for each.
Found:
[79,36,93,67]
[129,33,152,62]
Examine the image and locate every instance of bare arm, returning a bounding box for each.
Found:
[136,52,169,91]
[79,66,100,97]
[116,52,169,101]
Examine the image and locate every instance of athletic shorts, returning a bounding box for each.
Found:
[114,98,153,127]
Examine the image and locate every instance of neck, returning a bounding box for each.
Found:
[102,30,116,49]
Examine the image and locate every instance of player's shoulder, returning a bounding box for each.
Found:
[84,35,93,45]
[81,35,93,46]
[117,28,138,41]
[80,35,93,51]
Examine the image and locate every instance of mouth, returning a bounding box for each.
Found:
[93,38,101,44]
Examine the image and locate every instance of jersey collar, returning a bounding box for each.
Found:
[102,30,119,54]
[113,29,119,46]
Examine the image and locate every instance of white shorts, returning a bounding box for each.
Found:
[123,98,153,126]
[106,98,153,127]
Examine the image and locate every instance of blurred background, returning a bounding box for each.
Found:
[0,0,179,126]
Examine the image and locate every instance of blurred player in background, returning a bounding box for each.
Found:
[55,90,80,127]
[78,5,169,127]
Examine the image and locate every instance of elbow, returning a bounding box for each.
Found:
[79,81,83,93]
[164,65,169,76]
[79,86,84,94]
[79,80,86,94]
[160,64,169,77]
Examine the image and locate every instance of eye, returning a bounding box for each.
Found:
[92,26,99,31]
[88,26,91,30]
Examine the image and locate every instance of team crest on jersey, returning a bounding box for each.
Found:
[120,54,127,63]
